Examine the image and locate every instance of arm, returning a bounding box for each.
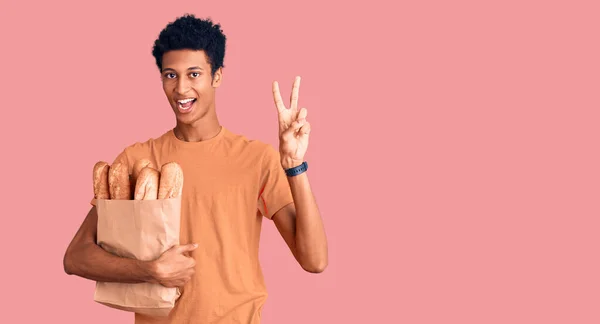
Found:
[273,172,328,273]
[63,206,198,286]
[63,206,154,283]
[270,76,328,273]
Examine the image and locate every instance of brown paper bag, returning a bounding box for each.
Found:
[93,196,182,317]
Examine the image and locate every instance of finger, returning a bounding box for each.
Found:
[272,81,286,114]
[281,119,306,141]
[297,107,308,121]
[188,258,197,267]
[299,121,311,136]
[177,243,198,253]
[162,280,179,288]
[290,76,301,111]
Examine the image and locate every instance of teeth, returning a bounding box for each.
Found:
[178,98,195,104]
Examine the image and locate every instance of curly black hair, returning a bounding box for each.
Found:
[151,14,227,76]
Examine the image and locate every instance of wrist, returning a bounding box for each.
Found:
[283,161,308,177]
[281,158,303,170]
[139,259,159,283]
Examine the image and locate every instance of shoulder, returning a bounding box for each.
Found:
[222,127,278,157]
[116,129,172,164]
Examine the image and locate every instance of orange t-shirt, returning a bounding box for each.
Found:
[92,126,293,323]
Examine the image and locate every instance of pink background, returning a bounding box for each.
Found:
[1,0,599,323]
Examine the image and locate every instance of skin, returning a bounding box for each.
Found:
[162,50,328,272]
[271,76,328,273]
[161,49,223,142]
[63,206,197,288]
[63,49,328,290]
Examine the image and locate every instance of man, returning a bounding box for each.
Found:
[63,14,328,323]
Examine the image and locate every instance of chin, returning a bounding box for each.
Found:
[174,110,204,126]
[175,113,197,125]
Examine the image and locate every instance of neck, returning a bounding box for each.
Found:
[174,112,222,142]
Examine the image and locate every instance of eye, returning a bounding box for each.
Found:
[191,72,200,78]
[165,73,176,79]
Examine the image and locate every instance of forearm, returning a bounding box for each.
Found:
[64,242,154,283]
[287,172,328,272]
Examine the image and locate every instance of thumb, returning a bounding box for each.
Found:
[176,243,198,253]
[281,119,306,141]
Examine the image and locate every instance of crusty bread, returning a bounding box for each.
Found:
[132,158,155,184]
[158,162,184,199]
[93,161,110,199]
[108,162,131,200]
[134,167,160,200]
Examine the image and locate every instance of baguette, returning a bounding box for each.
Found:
[132,158,155,184]
[93,161,110,200]
[108,162,131,200]
[158,162,184,199]
[134,167,160,200]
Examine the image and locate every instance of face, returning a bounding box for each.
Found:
[160,49,222,125]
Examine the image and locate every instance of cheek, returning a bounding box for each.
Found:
[162,83,172,97]
[192,81,212,98]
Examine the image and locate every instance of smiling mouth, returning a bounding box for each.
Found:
[177,98,196,111]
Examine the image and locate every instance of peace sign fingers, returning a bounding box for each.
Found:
[290,76,301,112]
[272,81,286,115]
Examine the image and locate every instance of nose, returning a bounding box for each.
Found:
[175,77,191,95]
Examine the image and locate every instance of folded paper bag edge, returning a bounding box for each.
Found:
[94,282,179,317]
[94,300,174,317]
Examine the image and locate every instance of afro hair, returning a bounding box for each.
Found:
[152,14,227,76]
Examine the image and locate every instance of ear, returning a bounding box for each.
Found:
[211,67,223,88]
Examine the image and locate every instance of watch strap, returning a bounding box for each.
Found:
[285,161,308,177]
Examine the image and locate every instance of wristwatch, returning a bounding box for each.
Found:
[285,161,308,177]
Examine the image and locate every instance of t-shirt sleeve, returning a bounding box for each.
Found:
[90,149,130,206]
[257,145,294,219]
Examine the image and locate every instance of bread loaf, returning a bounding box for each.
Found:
[93,161,110,199]
[132,158,155,184]
[134,167,160,200]
[158,162,184,199]
[108,162,131,200]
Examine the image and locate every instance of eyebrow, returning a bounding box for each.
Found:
[162,66,204,73]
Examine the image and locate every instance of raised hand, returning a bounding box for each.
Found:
[272,76,311,169]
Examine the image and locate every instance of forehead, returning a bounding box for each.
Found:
[161,49,210,70]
